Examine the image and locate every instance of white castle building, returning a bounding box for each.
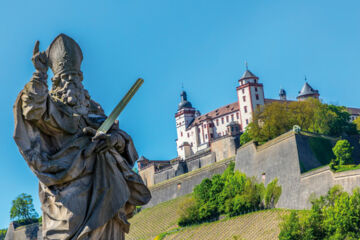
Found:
[175,68,360,160]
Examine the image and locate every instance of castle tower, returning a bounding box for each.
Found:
[297,81,319,101]
[236,67,265,129]
[175,91,196,159]
[279,88,287,101]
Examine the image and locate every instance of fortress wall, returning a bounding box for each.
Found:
[145,157,234,208]
[235,131,303,209]
[153,167,176,185]
[236,131,360,209]
[211,136,238,161]
[139,165,155,187]
[186,152,216,172]
[299,166,360,209]
[5,222,41,240]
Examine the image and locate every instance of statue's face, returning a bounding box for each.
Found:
[51,72,89,115]
[58,72,83,106]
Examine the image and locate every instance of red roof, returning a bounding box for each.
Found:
[189,102,239,128]
[347,107,360,115]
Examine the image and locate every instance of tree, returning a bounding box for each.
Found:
[332,139,354,166]
[10,193,38,222]
[279,186,360,240]
[264,178,282,208]
[240,128,252,145]
[0,229,7,240]
[278,212,302,240]
[354,117,360,132]
[248,99,357,144]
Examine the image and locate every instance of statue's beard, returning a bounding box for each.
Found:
[50,84,90,115]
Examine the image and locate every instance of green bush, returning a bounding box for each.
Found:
[332,139,354,166]
[0,229,7,240]
[264,178,282,208]
[279,185,360,240]
[178,162,279,226]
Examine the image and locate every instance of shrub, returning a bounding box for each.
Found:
[279,186,360,240]
[332,139,354,166]
[177,163,278,226]
[278,212,302,240]
[264,178,282,208]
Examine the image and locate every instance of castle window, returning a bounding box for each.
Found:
[204,124,206,128]
[226,116,229,122]
[216,119,219,126]
[255,87,258,92]
[256,94,259,100]
[205,134,208,139]
[244,106,248,113]
[181,132,183,137]
[242,89,245,94]
[231,114,234,121]
[177,183,182,190]
[236,112,239,119]
[254,79,257,84]
[221,117,224,124]
[187,133,190,137]
[246,119,249,124]
[210,133,213,138]
[243,96,246,102]
[191,142,193,147]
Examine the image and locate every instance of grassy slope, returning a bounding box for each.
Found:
[127,195,291,240]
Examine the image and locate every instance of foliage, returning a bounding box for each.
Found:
[278,211,302,240]
[354,117,360,132]
[264,178,282,209]
[332,164,360,172]
[0,229,7,240]
[10,193,38,222]
[248,98,357,143]
[240,128,252,145]
[177,162,281,226]
[279,185,360,240]
[332,139,354,166]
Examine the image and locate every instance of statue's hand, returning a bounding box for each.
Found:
[92,132,119,153]
[83,127,125,154]
[32,40,48,74]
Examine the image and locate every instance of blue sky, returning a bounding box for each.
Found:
[0,0,359,228]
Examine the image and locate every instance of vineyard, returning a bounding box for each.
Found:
[127,195,290,240]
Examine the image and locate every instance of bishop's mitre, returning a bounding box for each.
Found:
[46,33,83,76]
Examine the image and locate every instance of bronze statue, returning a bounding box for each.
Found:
[13,34,151,239]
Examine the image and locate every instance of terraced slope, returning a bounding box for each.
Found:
[126,194,290,240]
[163,210,288,240]
[126,195,192,240]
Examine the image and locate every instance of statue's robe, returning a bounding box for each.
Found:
[13,72,151,240]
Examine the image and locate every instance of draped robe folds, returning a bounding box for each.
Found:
[13,72,151,240]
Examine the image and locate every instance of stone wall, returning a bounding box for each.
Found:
[211,135,239,161]
[299,166,360,208]
[138,164,155,187]
[5,222,41,240]
[235,131,360,209]
[145,157,234,208]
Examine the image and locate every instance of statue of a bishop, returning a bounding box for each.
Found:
[13,33,151,240]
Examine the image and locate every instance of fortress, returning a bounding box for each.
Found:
[138,68,360,189]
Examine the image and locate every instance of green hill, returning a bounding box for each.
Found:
[127,195,291,240]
